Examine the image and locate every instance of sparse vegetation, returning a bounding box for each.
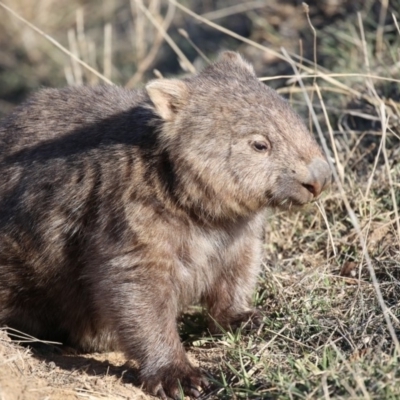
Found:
[0,0,399,399]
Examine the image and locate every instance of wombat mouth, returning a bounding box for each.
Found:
[267,196,313,211]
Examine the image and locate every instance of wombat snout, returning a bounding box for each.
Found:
[301,158,332,199]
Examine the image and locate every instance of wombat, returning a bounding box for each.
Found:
[0,52,331,399]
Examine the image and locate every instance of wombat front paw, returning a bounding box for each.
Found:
[210,308,263,333]
[232,309,263,331]
[143,364,209,399]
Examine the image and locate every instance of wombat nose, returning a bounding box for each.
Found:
[302,158,332,198]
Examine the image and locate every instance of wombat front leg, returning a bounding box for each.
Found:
[205,247,263,333]
[96,258,208,399]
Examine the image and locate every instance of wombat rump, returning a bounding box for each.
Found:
[0,52,331,399]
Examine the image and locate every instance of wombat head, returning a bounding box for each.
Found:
[146,52,331,219]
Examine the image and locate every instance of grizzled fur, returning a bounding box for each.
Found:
[0,52,330,399]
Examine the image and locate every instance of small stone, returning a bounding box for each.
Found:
[362,336,371,344]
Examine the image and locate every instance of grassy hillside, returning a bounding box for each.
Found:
[0,1,399,399]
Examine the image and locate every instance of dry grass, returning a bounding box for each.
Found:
[0,0,400,399]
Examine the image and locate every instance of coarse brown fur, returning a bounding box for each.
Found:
[0,52,331,399]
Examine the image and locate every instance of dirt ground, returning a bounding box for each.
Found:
[0,330,225,400]
[0,330,146,400]
[0,330,214,400]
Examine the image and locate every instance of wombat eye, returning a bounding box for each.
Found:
[251,141,269,152]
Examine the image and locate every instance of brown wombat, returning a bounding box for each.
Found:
[0,52,331,399]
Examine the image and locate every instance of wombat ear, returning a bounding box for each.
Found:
[217,51,255,75]
[146,79,189,121]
